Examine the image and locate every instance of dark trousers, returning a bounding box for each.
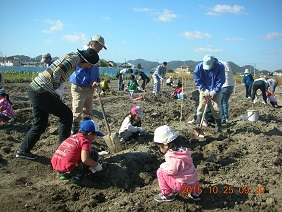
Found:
[141,78,150,90]
[20,87,73,152]
[120,130,139,142]
[251,81,267,103]
[245,85,252,98]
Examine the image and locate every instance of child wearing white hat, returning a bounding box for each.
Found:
[153,125,201,202]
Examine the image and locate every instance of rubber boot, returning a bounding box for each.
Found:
[193,116,202,130]
[71,122,80,135]
[215,119,222,133]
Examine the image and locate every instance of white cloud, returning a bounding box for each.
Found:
[154,9,177,22]
[61,32,88,44]
[194,46,223,53]
[263,32,282,40]
[225,37,243,42]
[132,7,153,12]
[42,20,64,34]
[208,4,245,15]
[183,31,211,40]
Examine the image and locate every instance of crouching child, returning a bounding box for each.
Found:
[0,89,15,123]
[51,120,104,183]
[153,125,201,202]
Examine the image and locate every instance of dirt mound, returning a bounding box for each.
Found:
[0,81,281,211]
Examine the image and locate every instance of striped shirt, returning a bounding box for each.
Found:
[30,52,80,94]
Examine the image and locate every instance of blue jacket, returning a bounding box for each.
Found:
[242,74,254,86]
[70,65,100,87]
[194,61,225,92]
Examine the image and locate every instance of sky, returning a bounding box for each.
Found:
[0,0,282,71]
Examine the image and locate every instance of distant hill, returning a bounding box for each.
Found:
[2,55,277,75]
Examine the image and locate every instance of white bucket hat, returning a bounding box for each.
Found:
[154,125,178,144]
[244,69,249,74]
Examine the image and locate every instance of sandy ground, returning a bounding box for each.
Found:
[0,79,281,212]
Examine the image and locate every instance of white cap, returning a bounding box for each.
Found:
[91,35,107,50]
[244,69,249,74]
[203,55,215,70]
[154,125,178,144]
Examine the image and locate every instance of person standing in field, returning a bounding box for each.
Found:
[193,55,225,134]
[242,69,254,99]
[219,60,234,124]
[117,68,133,91]
[153,62,167,98]
[15,48,99,160]
[70,35,107,134]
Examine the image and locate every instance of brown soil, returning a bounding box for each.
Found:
[0,80,281,212]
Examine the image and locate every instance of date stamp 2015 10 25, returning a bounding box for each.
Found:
[181,185,265,195]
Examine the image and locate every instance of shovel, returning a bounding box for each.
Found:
[193,96,211,138]
[96,88,122,153]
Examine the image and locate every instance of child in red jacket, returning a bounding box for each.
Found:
[51,120,105,183]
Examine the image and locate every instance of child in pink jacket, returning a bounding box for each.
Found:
[153,125,201,202]
[0,89,15,123]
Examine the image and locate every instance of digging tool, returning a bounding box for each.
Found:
[96,87,122,153]
[193,96,211,138]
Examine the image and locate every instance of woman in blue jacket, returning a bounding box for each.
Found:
[242,69,254,99]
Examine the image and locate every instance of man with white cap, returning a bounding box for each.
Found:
[70,35,107,134]
[16,48,99,160]
[242,69,254,99]
[193,55,225,134]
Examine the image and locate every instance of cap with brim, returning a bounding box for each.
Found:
[154,125,178,144]
[77,48,99,65]
[41,53,51,63]
[244,69,249,74]
[91,35,107,50]
[203,55,215,70]
[80,120,104,136]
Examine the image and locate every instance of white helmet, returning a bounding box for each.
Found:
[154,125,178,144]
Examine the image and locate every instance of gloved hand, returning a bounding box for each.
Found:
[90,167,97,173]
[209,90,216,98]
[98,151,109,156]
[203,89,210,97]
[242,83,245,86]
[139,129,148,135]
[94,163,103,171]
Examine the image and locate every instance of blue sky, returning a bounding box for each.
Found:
[0,0,281,71]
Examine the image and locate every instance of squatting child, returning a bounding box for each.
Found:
[153,125,201,202]
[266,91,278,108]
[0,89,15,123]
[51,120,105,183]
[119,106,147,143]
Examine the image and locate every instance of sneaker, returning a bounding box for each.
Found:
[70,174,82,184]
[154,193,175,202]
[188,193,201,201]
[16,150,38,160]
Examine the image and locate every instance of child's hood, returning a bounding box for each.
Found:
[165,147,193,163]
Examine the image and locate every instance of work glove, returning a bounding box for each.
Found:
[98,151,109,156]
[203,89,210,97]
[242,83,245,86]
[209,90,216,98]
[95,163,103,171]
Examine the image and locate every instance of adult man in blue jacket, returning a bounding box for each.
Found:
[70,35,106,134]
[193,55,225,134]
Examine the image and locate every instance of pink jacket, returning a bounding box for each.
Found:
[162,147,198,184]
[0,96,15,117]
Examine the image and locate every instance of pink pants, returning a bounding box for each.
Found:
[157,168,200,195]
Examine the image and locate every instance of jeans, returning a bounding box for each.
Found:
[221,86,234,122]
[118,75,124,91]
[20,87,73,152]
[153,75,161,94]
